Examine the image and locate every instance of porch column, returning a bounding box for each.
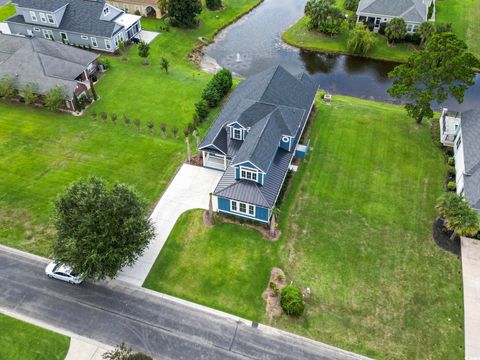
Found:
[202,151,206,166]
[223,155,226,170]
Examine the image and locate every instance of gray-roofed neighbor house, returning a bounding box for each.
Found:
[453,109,480,213]
[0,33,99,111]
[6,0,141,52]
[198,65,317,223]
[356,0,435,34]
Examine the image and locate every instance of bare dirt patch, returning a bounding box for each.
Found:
[262,268,288,318]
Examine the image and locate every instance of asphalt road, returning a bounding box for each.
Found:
[0,249,367,360]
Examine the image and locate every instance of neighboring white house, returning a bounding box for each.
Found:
[440,108,480,213]
[356,0,435,34]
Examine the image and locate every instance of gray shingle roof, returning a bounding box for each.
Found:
[202,65,317,208]
[460,109,480,212]
[0,33,98,98]
[8,0,123,37]
[357,0,432,22]
[14,0,69,12]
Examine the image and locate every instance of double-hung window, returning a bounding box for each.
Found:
[232,128,242,140]
[240,167,258,182]
[39,12,47,23]
[231,201,255,217]
[42,29,54,40]
[105,39,111,50]
[456,136,462,150]
[30,11,37,21]
[46,14,55,24]
[91,37,98,48]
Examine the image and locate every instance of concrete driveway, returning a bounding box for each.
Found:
[118,164,223,286]
[461,237,480,360]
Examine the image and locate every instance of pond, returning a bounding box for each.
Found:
[202,0,480,111]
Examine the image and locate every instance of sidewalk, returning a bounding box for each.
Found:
[461,237,480,360]
[118,164,223,286]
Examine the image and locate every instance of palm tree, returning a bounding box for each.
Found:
[192,129,200,148]
[270,207,281,237]
[208,193,214,222]
[417,21,435,46]
[185,136,191,162]
[436,193,480,240]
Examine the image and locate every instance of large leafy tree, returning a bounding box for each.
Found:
[347,23,376,55]
[384,17,407,44]
[436,192,480,239]
[167,0,202,28]
[388,32,479,124]
[53,177,154,281]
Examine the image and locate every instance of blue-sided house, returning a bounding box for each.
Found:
[198,65,317,224]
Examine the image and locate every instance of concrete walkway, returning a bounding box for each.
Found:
[118,164,223,286]
[461,237,480,360]
[136,30,159,44]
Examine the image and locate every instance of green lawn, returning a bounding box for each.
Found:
[436,0,480,58]
[89,0,262,131]
[283,0,480,62]
[0,3,15,21]
[0,102,184,256]
[283,17,413,63]
[143,210,280,321]
[145,96,463,359]
[0,313,70,360]
[0,0,260,256]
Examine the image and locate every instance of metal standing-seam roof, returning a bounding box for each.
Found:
[460,109,480,212]
[201,65,317,208]
[8,0,125,38]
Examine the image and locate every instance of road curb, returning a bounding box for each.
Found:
[109,279,252,327]
[0,306,114,358]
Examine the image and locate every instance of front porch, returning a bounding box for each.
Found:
[439,108,461,147]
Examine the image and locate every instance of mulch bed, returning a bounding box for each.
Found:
[218,214,281,241]
[262,268,288,318]
[432,216,460,256]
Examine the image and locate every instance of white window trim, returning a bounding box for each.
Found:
[46,13,55,24]
[91,37,98,48]
[81,35,88,40]
[103,6,110,15]
[29,11,37,21]
[39,12,47,23]
[105,39,111,49]
[232,128,242,140]
[60,32,68,41]
[239,166,258,182]
[230,200,256,217]
[42,29,53,40]
[33,27,40,31]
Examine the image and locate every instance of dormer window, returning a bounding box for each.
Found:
[39,12,47,23]
[240,167,258,181]
[30,11,37,21]
[47,14,55,24]
[233,128,243,140]
[103,6,110,15]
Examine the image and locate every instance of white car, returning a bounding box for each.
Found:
[45,262,83,284]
